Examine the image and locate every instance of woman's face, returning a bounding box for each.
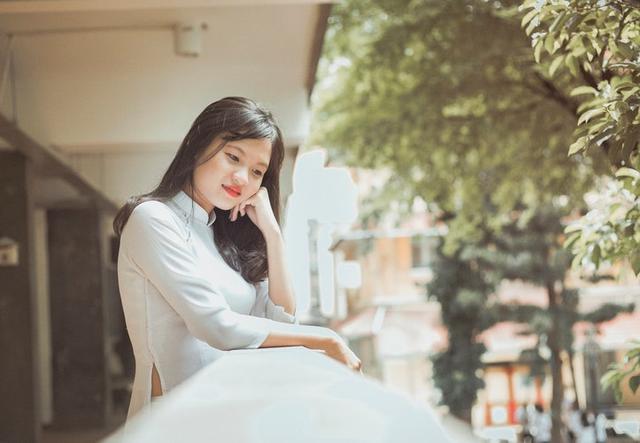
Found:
[191,136,272,212]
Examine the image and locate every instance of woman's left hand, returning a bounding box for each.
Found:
[230,186,279,235]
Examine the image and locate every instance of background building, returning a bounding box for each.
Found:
[323,167,640,434]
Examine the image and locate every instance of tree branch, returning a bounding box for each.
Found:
[530,72,578,116]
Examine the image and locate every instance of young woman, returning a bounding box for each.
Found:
[113,97,361,419]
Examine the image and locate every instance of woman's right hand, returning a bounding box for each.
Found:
[322,336,363,373]
[259,326,363,373]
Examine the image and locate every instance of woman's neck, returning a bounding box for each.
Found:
[183,186,214,216]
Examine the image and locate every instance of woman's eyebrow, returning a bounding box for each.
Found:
[226,144,269,168]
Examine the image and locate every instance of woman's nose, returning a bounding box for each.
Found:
[232,168,249,185]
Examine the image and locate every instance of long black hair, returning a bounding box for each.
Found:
[113,96,285,283]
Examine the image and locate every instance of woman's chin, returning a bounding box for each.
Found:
[215,200,236,212]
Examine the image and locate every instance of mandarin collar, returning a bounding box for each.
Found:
[170,191,217,227]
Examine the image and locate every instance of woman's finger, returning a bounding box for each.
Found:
[240,196,256,217]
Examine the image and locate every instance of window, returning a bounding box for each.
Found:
[411,235,437,268]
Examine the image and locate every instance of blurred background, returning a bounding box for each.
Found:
[1,1,639,443]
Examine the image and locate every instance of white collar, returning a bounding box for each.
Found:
[169,191,217,227]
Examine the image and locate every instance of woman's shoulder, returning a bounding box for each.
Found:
[119,199,191,266]
[132,199,174,218]
[125,199,185,234]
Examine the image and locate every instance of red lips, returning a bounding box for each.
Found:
[222,185,241,197]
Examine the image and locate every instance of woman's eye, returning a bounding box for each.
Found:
[253,170,263,177]
[226,153,239,162]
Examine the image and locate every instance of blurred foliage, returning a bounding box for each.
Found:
[427,243,491,422]
[311,0,591,430]
[601,341,640,401]
[477,204,630,426]
[522,0,640,274]
[565,168,640,274]
[521,0,640,405]
[311,0,599,254]
[521,0,640,166]
[311,0,638,426]
[582,301,635,322]
[429,202,631,425]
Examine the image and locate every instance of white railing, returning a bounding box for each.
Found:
[104,346,453,443]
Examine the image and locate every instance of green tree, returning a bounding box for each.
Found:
[521,0,640,405]
[312,0,595,248]
[427,202,633,433]
[429,202,633,435]
[310,0,630,439]
[483,204,634,418]
[521,0,640,166]
[427,240,494,422]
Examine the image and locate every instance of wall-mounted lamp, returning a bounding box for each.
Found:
[174,22,208,58]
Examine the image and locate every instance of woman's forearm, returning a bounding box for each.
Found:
[262,227,296,316]
[259,325,363,372]
[259,324,338,350]
[260,331,332,350]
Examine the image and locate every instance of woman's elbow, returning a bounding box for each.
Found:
[185,319,260,351]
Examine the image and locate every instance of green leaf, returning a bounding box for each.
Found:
[617,42,635,60]
[601,366,625,402]
[521,9,538,28]
[587,120,612,134]
[612,80,637,91]
[628,347,640,360]
[593,127,616,147]
[630,375,640,394]
[549,56,564,77]
[565,224,583,234]
[592,244,601,267]
[534,39,544,64]
[631,251,640,275]
[572,252,585,270]
[565,13,582,34]
[564,232,581,250]
[601,366,622,388]
[615,167,640,179]
[570,86,598,97]
[545,32,556,55]
[622,87,640,101]
[569,136,588,155]
[589,36,602,54]
[549,11,568,33]
[525,17,539,36]
[578,108,605,125]
[565,55,580,77]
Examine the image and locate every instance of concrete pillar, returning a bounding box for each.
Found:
[48,208,108,428]
[0,152,39,443]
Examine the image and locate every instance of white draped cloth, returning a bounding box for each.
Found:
[104,347,454,443]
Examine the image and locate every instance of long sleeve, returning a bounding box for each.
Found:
[250,279,299,324]
[122,201,281,351]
